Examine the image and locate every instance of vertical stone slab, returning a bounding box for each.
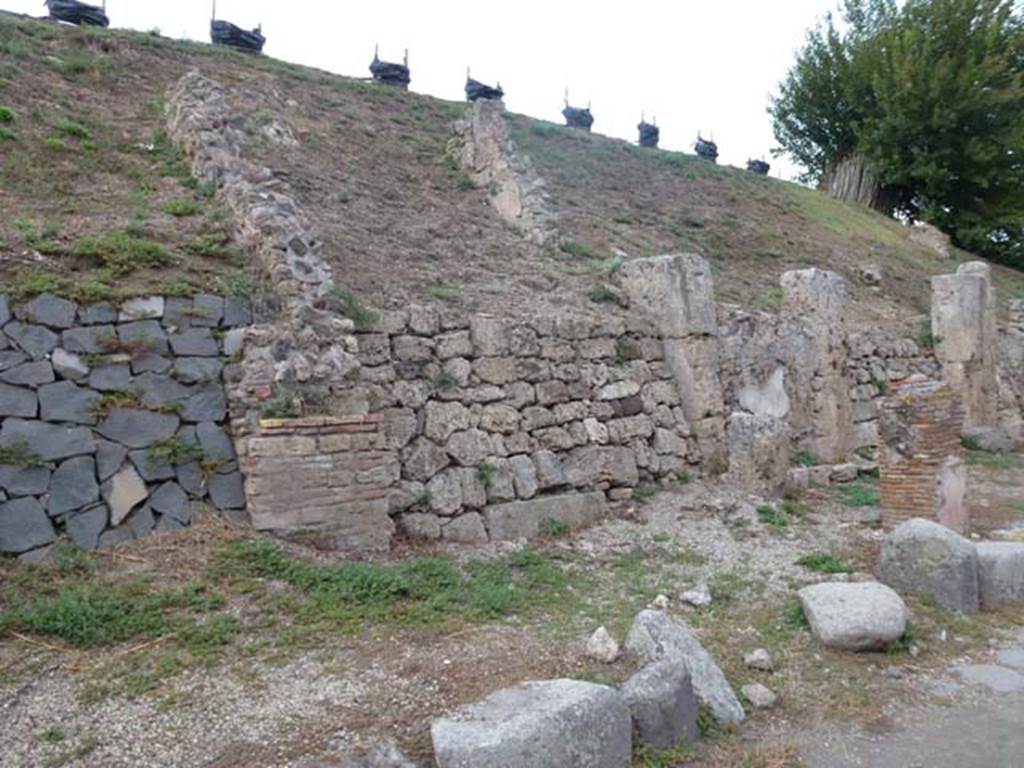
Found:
[619,254,727,473]
[931,261,998,428]
[879,377,968,532]
[781,268,853,462]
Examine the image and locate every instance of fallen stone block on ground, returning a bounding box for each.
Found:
[431,678,632,768]
[624,609,745,724]
[976,542,1024,609]
[879,518,979,614]
[798,581,908,651]
[620,659,698,751]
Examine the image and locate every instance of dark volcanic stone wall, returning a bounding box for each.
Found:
[0,292,249,559]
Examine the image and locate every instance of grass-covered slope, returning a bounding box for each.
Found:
[1,11,1021,327]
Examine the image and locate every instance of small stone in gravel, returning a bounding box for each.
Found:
[741,683,777,709]
[651,594,670,609]
[585,626,620,663]
[680,584,712,608]
[744,648,774,672]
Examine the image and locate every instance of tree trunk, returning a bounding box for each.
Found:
[822,155,902,215]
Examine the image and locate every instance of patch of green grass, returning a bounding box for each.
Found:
[0,441,46,468]
[15,218,62,254]
[706,569,757,604]
[455,174,475,191]
[792,450,819,467]
[0,105,15,123]
[427,283,462,303]
[632,484,657,504]
[833,481,880,508]
[540,517,570,538]
[783,598,809,629]
[73,232,173,276]
[147,436,204,468]
[916,318,941,349]
[213,538,575,630]
[0,125,15,141]
[160,198,200,217]
[476,461,495,490]
[40,727,66,745]
[633,743,696,767]
[434,371,458,390]
[965,451,1024,470]
[588,284,620,304]
[561,241,600,260]
[674,470,692,484]
[757,503,789,529]
[796,552,850,574]
[43,137,66,152]
[0,267,68,302]
[55,118,89,139]
[330,286,379,331]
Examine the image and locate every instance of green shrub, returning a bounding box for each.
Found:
[160,198,200,217]
[793,450,819,467]
[0,126,14,141]
[757,503,788,528]
[43,137,66,151]
[588,284,620,304]
[73,232,172,276]
[561,241,599,260]
[0,105,15,123]
[331,287,379,331]
[540,517,570,538]
[56,118,89,139]
[632,484,657,504]
[834,482,880,507]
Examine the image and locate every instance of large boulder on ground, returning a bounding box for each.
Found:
[624,609,745,724]
[431,678,631,768]
[620,660,698,751]
[976,542,1024,609]
[879,518,980,614]
[798,581,908,651]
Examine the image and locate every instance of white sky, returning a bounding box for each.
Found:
[3,0,839,179]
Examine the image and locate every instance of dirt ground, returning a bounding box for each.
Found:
[2,453,1022,768]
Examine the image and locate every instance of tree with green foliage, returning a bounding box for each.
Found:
[771,0,1024,269]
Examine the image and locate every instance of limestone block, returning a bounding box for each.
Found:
[976,542,1024,609]
[798,582,908,651]
[879,518,979,613]
[431,679,631,768]
[484,492,607,541]
[618,254,717,338]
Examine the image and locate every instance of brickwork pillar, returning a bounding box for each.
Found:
[237,414,398,551]
[879,377,968,532]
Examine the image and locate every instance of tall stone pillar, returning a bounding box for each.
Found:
[619,254,728,473]
[780,268,853,462]
[931,261,998,428]
[879,377,967,532]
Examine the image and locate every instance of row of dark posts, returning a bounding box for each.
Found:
[41,6,771,175]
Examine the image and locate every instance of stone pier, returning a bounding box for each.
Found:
[619,254,728,473]
[931,261,998,429]
[879,377,967,532]
[780,269,853,462]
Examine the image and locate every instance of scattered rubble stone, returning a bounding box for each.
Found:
[586,626,620,663]
[621,659,698,750]
[741,683,777,709]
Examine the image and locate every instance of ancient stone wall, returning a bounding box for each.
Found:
[0,292,248,559]
[340,308,696,545]
[449,99,559,248]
